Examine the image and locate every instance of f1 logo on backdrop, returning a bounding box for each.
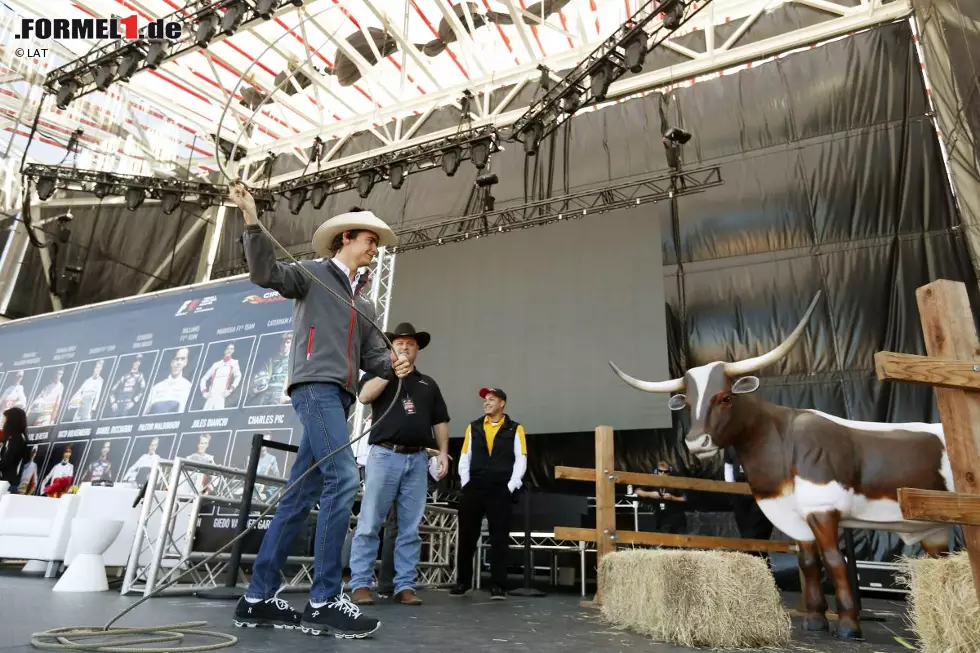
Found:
[176,296,217,316]
[16,15,182,41]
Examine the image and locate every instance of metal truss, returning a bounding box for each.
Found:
[41,0,303,99]
[511,0,712,148]
[122,455,457,596]
[21,163,276,210]
[475,530,593,596]
[348,246,396,439]
[392,166,723,253]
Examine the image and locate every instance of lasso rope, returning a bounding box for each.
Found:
[30,6,411,649]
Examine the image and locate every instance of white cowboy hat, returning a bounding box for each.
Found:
[311,210,398,257]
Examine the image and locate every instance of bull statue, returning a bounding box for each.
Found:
[609,291,953,640]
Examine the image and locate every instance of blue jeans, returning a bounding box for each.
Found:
[246,382,359,603]
[348,445,428,594]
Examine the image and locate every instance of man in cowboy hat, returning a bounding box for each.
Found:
[348,322,450,606]
[227,181,411,639]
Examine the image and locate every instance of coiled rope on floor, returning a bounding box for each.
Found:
[29,7,412,649]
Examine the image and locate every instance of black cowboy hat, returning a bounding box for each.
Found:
[385,322,430,349]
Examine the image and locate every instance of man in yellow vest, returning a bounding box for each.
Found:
[451,387,527,600]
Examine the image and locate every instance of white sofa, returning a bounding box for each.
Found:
[0,493,80,576]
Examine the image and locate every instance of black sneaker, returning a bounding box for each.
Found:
[449,584,471,596]
[300,594,381,639]
[233,593,302,629]
[489,586,506,600]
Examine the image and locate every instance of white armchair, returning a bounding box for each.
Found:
[0,493,80,576]
[64,484,141,569]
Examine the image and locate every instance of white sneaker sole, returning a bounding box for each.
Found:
[300,621,381,639]
[233,620,299,630]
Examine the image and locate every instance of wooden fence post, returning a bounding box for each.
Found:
[593,425,616,605]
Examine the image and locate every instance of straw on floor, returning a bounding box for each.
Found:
[598,548,791,649]
[901,551,980,653]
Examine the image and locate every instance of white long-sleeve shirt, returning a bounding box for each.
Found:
[458,416,528,493]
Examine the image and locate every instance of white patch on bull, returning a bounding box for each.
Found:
[801,409,954,491]
[757,477,951,545]
[687,362,723,422]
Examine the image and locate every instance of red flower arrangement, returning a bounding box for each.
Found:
[44,476,73,498]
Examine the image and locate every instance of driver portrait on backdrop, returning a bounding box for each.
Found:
[0,370,28,411]
[246,332,292,407]
[121,436,162,484]
[27,367,66,426]
[144,348,193,415]
[198,343,243,410]
[65,359,106,422]
[40,445,75,494]
[81,440,114,483]
[106,355,147,418]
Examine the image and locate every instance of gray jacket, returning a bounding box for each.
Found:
[242,225,394,399]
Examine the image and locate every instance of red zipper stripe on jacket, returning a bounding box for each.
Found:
[307,326,314,360]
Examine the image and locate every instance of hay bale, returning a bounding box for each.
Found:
[901,552,980,653]
[598,548,791,649]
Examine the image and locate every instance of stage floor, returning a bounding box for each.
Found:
[0,570,919,653]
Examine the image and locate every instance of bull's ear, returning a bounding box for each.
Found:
[667,394,687,411]
[731,376,760,394]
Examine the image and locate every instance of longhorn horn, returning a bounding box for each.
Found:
[609,361,685,393]
[723,290,823,377]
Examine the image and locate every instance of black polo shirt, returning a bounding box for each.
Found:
[361,367,450,447]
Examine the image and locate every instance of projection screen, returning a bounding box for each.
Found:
[385,206,671,436]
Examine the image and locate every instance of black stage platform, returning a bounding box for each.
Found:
[0,570,919,653]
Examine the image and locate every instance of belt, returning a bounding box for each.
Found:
[375,441,424,454]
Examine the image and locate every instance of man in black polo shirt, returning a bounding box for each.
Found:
[451,387,527,600]
[348,323,450,606]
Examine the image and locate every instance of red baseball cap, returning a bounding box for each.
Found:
[479,387,507,401]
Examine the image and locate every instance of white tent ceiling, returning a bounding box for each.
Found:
[1,0,910,193]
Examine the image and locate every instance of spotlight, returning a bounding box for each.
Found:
[92,182,111,198]
[256,0,280,20]
[36,177,56,200]
[475,173,498,188]
[125,187,146,210]
[56,79,78,110]
[441,147,461,176]
[661,0,685,31]
[287,187,307,215]
[95,61,117,91]
[470,139,491,169]
[561,89,582,114]
[161,190,182,214]
[195,12,219,48]
[311,183,328,209]
[356,171,375,199]
[117,50,142,81]
[663,126,692,144]
[388,163,405,189]
[146,40,168,69]
[199,193,213,209]
[221,2,247,35]
[522,122,543,156]
[625,33,646,73]
[590,61,612,101]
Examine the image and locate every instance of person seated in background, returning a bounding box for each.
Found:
[635,460,688,535]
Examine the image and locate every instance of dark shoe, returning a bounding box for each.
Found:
[233,594,302,629]
[300,594,381,639]
[350,587,374,605]
[394,589,423,605]
[490,586,506,600]
[449,584,471,596]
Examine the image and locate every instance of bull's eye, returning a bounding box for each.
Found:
[720,395,732,405]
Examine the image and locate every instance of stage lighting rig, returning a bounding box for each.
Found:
[42,0,304,103]
[21,164,273,212]
[509,0,713,150]
[277,126,501,203]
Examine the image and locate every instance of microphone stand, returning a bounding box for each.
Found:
[508,486,546,597]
